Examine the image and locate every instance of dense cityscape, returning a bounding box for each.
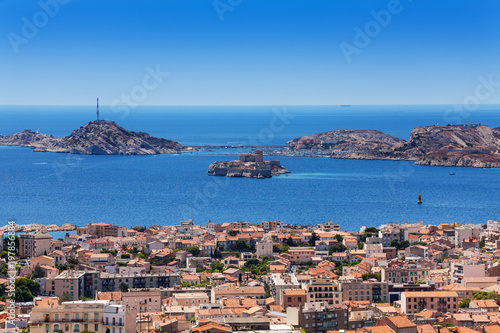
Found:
[2,218,500,333]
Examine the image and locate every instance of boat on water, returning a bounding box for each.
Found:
[449,173,455,175]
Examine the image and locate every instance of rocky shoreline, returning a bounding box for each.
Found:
[0,223,77,233]
[0,120,191,155]
[287,125,500,168]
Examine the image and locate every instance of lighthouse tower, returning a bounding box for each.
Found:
[96,98,100,121]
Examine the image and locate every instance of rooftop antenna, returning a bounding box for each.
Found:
[96,98,100,121]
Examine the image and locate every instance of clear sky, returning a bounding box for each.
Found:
[1,0,500,105]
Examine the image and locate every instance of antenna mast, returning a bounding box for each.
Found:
[96,98,100,121]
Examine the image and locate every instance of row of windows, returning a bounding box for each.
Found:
[407,297,457,302]
[348,296,387,301]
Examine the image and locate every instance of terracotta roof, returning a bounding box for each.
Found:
[34,297,59,307]
[402,291,458,297]
[383,316,415,328]
[283,289,307,296]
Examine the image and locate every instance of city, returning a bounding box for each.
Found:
[2,218,500,333]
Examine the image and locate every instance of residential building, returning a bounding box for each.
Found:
[339,278,388,302]
[305,278,342,305]
[451,263,485,284]
[172,292,209,306]
[381,262,430,284]
[44,270,100,300]
[211,285,266,306]
[287,302,348,333]
[29,299,136,333]
[270,273,301,305]
[283,289,307,309]
[77,222,127,238]
[400,291,459,314]
[19,233,52,258]
[98,272,180,292]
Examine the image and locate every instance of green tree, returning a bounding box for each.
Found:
[334,234,343,242]
[211,261,224,271]
[329,243,346,254]
[59,293,72,302]
[309,232,319,246]
[33,264,45,279]
[235,240,249,252]
[119,282,129,292]
[459,298,470,308]
[361,272,381,281]
[14,278,41,302]
[187,246,200,257]
[480,236,486,248]
[227,230,239,236]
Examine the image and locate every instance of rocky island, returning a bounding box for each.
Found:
[288,124,500,168]
[0,120,189,155]
[208,150,290,178]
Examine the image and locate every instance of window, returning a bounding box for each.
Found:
[46,325,50,332]
[55,314,59,322]
[74,325,80,333]
[95,325,99,332]
[95,314,99,322]
[53,325,59,332]
[65,314,69,322]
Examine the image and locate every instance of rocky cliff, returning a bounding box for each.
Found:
[0,120,186,155]
[288,125,500,168]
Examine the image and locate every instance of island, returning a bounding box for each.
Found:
[287,124,500,168]
[0,120,191,155]
[207,150,290,178]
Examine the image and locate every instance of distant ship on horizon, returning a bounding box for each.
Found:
[340,105,351,107]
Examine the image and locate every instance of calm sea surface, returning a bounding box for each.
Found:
[1,105,499,230]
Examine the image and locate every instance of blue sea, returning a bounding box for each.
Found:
[0,105,499,231]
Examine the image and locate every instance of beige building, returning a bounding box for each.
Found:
[44,270,99,300]
[77,222,127,238]
[339,278,388,303]
[306,278,342,305]
[401,291,459,314]
[381,263,430,284]
[29,298,137,333]
[211,285,266,305]
[172,292,209,306]
[97,290,166,312]
[20,233,52,258]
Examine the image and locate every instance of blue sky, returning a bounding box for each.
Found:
[1,0,499,105]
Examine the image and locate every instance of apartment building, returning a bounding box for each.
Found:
[381,263,430,284]
[401,291,459,314]
[172,292,210,306]
[211,285,266,305]
[286,248,315,264]
[19,233,52,258]
[305,278,342,305]
[259,220,283,231]
[77,222,127,238]
[339,278,388,302]
[29,299,136,333]
[44,270,100,300]
[98,272,180,292]
[283,289,307,308]
[451,262,486,284]
[270,273,301,305]
[287,302,349,333]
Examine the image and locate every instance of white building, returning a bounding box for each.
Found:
[256,240,273,258]
[451,262,485,284]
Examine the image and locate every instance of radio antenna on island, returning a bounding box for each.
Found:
[96,97,100,121]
